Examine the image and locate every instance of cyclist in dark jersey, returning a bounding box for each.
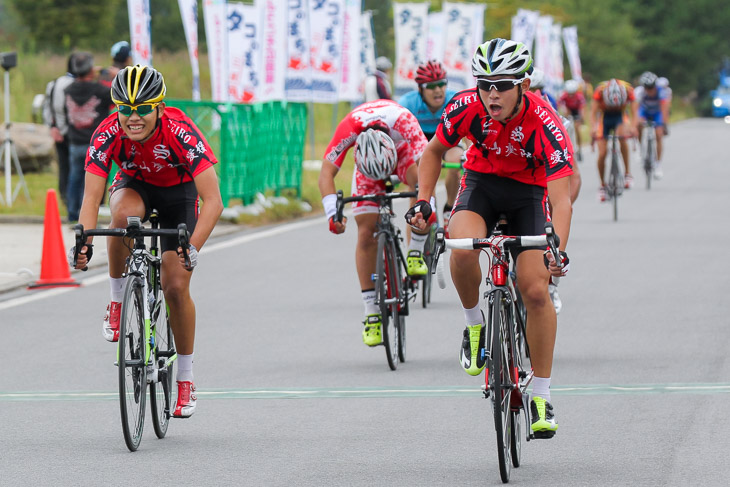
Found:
[406,38,573,438]
[69,65,223,419]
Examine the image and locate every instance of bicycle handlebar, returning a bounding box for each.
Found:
[73,220,191,271]
[334,188,418,223]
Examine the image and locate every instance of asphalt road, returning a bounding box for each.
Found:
[1,118,729,486]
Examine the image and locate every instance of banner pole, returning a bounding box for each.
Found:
[309,101,316,160]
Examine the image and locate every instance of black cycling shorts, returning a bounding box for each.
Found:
[109,173,199,252]
[452,170,549,253]
[602,111,624,137]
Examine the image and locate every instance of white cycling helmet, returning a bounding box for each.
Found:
[564,79,580,94]
[472,38,533,79]
[375,56,392,71]
[602,79,628,108]
[354,129,397,181]
[639,71,658,88]
[656,76,669,89]
[529,68,545,89]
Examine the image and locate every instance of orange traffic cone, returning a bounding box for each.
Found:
[28,189,80,289]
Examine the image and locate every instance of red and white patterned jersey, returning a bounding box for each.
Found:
[85,107,217,187]
[323,99,428,170]
[437,90,573,187]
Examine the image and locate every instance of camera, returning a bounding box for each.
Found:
[1,52,17,70]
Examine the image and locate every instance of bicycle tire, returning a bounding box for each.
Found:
[421,225,436,308]
[150,290,175,439]
[119,276,148,451]
[610,138,620,221]
[645,135,654,190]
[377,233,399,371]
[489,289,513,483]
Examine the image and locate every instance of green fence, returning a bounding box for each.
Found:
[165,99,308,206]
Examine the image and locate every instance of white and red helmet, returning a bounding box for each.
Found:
[602,79,628,108]
[354,129,397,181]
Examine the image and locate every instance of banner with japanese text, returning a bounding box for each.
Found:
[511,8,539,54]
[227,3,261,103]
[309,0,345,103]
[204,0,228,102]
[258,0,287,101]
[426,11,444,63]
[534,15,553,78]
[562,26,582,82]
[338,0,362,102]
[360,10,376,78]
[548,22,564,96]
[128,0,152,66]
[393,2,428,96]
[178,0,200,100]
[286,0,312,102]
[442,2,485,92]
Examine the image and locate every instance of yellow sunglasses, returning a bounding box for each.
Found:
[116,102,160,117]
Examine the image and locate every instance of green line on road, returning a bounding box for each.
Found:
[2,383,730,402]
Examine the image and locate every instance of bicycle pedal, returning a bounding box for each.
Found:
[531,430,556,440]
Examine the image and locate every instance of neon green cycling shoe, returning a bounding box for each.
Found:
[459,324,486,376]
[530,396,558,438]
[406,250,428,277]
[362,314,382,347]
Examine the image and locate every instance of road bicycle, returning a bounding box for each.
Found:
[73,214,191,451]
[434,219,562,483]
[335,179,427,370]
[641,120,657,189]
[605,129,624,221]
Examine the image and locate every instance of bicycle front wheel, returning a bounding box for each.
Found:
[645,137,654,190]
[150,290,175,439]
[489,290,513,483]
[377,233,399,370]
[119,276,148,451]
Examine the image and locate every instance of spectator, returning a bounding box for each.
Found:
[64,52,112,222]
[364,56,393,101]
[42,53,76,209]
[99,41,133,87]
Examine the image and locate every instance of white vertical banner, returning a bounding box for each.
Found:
[128,0,152,66]
[178,0,201,101]
[511,8,539,53]
[442,2,485,92]
[338,0,362,102]
[204,0,229,102]
[426,11,444,63]
[393,2,429,96]
[534,15,553,77]
[227,3,247,102]
[360,11,376,75]
[548,22,564,96]
[258,0,288,102]
[286,0,312,102]
[227,3,260,103]
[309,0,345,103]
[562,26,583,82]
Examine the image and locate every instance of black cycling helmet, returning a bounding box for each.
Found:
[70,52,94,77]
[111,64,166,105]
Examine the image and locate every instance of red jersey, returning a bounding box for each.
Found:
[437,90,573,187]
[85,107,217,187]
[558,91,585,112]
[323,99,427,169]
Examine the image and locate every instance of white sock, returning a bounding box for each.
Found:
[177,353,194,383]
[532,376,551,402]
[362,289,378,315]
[110,277,126,303]
[463,303,483,326]
[409,232,427,253]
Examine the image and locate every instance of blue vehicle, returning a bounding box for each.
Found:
[711,67,730,117]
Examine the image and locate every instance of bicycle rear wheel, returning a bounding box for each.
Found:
[150,290,175,439]
[489,290,513,483]
[119,276,148,451]
[609,148,620,222]
[377,233,400,370]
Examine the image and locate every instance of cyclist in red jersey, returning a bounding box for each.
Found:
[558,79,586,162]
[590,78,638,201]
[319,99,431,347]
[69,65,223,418]
[406,38,573,438]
